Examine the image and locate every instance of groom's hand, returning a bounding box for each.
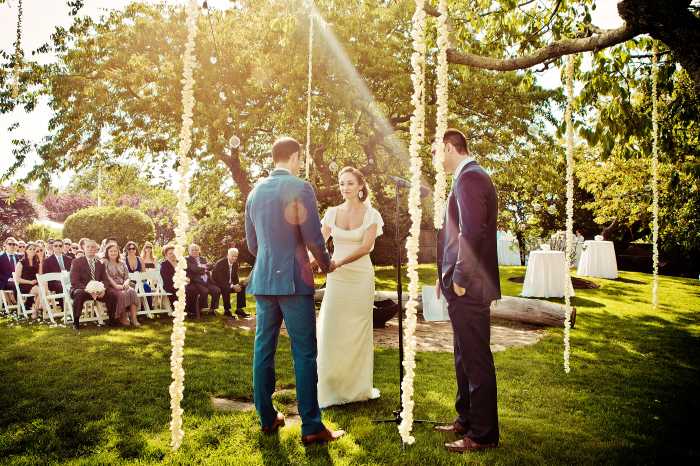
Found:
[435,279,441,299]
[453,282,466,297]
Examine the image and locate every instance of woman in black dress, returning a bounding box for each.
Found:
[13,242,43,319]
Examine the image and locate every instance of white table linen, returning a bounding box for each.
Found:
[577,240,618,279]
[522,250,575,298]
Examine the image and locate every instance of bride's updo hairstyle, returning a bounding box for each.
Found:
[339,166,369,202]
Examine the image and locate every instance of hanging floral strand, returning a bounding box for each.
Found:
[433,0,449,228]
[398,0,426,445]
[563,56,575,374]
[169,0,199,451]
[12,0,23,99]
[305,12,314,179]
[651,43,660,309]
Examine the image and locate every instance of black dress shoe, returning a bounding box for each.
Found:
[223,310,234,318]
[72,322,80,332]
[235,309,250,318]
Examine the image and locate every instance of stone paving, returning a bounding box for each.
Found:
[225,314,545,353]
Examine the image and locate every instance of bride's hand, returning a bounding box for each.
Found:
[329,260,338,273]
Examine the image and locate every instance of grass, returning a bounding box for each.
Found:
[1,265,699,465]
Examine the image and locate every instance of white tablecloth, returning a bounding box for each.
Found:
[522,250,575,298]
[577,240,618,279]
[497,238,521,266]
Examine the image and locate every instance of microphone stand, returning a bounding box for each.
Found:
[373,177,442,433]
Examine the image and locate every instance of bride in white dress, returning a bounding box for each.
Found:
[317,166,383,408]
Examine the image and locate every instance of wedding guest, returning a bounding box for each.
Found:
[69,239,115,330]
[140,242,157,269]
[14,242,43,319]
[160,244,199,314]
[70,243,81,256]
[211,247,249,318]
[78,237,90,252]
[34,243,47,267]
[43,238,73,294]
[104,243,140,327]
[62,238,75,259]
[186,243,220,314]
[16,240,27,260]
[75,250,85,258]
[125,241,152,308]
[0,237,20,290]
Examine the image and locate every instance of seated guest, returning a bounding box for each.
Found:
[14,242,43,319]
[104,243,140,327]
[70,243,81,256]
[160,244,199,315]
[124,241,152,307]
[16,240,26,260]
[78,237,90,253]
[186,244,221,314]
[1,237,20,291]
[140,242,157,269]
[62,238,75,259]
[69,239,116,330]
[211,247,249,318]
[74,250,85,258]
[43,239,73,294]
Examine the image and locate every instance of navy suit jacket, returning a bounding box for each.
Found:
[437,161,501,305]
[245,168,331,296]
[0,252,19,289]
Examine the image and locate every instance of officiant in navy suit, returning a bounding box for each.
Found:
[245,136,345,445]
[434,129,501,453]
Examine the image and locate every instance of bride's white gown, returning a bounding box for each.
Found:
[317,206,383,408]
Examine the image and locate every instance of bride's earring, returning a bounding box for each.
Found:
[358,190,364,200]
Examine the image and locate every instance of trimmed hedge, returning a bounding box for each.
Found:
[63,206,155,246]
[24,222,63,242]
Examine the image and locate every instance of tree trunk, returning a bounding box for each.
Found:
[313,289,576,328]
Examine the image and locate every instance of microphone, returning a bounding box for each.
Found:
[389,175,431,198]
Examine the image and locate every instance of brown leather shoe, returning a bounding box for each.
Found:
[434,421,467,435]
[445,436,497,453]
[301,427,346,446]
[261,412,285,434]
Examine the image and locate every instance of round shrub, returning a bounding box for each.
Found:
[24,222,63,242]
[63,206,155,247]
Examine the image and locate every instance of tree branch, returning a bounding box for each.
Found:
[445,24,638,71]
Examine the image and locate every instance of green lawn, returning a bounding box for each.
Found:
[1,266,699,464]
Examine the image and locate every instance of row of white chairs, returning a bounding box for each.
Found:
[1,270,172,326]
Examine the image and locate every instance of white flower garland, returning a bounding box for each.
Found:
[651,43,659,308]
[169,0,199,451]
[12,0,23,99]
[398,0,426,445]
[432,0,449,229]
[563,56,575,374]
[305,12,314,179]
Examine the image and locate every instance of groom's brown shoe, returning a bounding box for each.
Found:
[445,436,497,453]
[434,421,467,435]
[301,427,345,446]
[261,412,285,434]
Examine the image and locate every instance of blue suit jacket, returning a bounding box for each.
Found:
[0,252,19,289]
[245,169,331,296]
[437,161,501,305]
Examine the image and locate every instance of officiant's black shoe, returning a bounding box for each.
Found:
[301,427,345,446]
[223,310,234,318]
[435,421,467,435]
[235,308,250,319]
[262,412,285,434]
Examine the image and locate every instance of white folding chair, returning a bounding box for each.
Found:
[13,276,36,320]
[131,271,172,318]
[1,288,20,319]
[36,272,72,325]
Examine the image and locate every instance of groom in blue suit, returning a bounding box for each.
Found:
[245,137,345,445]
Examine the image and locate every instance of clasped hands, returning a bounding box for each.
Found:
[309,258,339,274]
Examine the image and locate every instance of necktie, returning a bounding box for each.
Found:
[88,258,96,279]
[229,262,233,285]
[10,255,16,268]
[58,255,65,271]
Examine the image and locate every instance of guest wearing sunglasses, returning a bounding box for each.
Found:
[16,240,26,260]
[140,242,157,269]
[1,237,20,291]
[14,242,44,319]
[63,239,75,259]
[125,241,152,307]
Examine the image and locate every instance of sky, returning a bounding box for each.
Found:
[0,0,625,190]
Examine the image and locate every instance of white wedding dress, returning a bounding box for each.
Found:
[317,206,383,408]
